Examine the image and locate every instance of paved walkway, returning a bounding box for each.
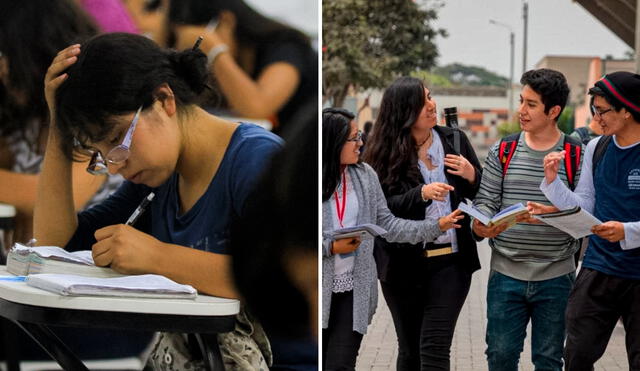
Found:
[356,240,629,370]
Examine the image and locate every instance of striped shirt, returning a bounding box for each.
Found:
[474,133,581,281]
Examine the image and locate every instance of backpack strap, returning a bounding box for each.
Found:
[592,135,612,177]
[562,135,582,191]
[499,133,520,176]
[575,127,591,146]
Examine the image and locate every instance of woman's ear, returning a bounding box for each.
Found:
[153,83,176,117]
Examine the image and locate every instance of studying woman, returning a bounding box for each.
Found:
[35,33,282,369]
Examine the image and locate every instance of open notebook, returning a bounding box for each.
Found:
[25,274,197,299]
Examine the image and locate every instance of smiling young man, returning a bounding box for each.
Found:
[472,69,581,371]
[540,71,640,370]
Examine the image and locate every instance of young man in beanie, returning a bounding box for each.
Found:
[540,71,640,370]
[473,68,581,371]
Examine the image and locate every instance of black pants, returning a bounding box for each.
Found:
[322,291,364,371]
[380,254,471,371]
[565,268,640,371]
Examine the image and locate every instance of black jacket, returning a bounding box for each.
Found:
[373,126,482,283]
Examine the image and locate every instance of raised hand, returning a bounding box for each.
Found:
[438,209,464,231]
[444,154,475,182]
[543,150,565,184]
[422,182,455,202]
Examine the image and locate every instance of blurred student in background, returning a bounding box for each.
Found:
[126,0,318,134]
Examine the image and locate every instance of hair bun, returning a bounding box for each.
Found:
[168,49,208,95]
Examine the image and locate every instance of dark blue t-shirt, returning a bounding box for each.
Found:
[66,123,283,254]
[583,139,640,279]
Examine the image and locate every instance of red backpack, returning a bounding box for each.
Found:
[498,133,582,190]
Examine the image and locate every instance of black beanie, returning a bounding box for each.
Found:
[594,71,640,114]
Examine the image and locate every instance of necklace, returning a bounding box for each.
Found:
[416,132,432,148]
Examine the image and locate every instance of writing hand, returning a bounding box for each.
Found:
[92,224,163,274]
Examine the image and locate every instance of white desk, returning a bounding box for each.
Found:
[0,267,239,316]
[0,266,240,371]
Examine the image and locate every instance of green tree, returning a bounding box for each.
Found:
[410,70,452,87]
[557,105,574,134]
[323,0,445,107]
[433,63,508,87]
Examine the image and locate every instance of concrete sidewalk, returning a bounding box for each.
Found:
[356,240,629,370]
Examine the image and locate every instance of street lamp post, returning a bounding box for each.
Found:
[490,19,515,119]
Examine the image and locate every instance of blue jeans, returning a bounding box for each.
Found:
[485,270,574,371]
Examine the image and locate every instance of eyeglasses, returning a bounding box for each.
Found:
[86,105,143,175]
[346,130,363,142]
[591,105,612,119]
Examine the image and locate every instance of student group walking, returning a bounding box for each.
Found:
[322,69,640,371]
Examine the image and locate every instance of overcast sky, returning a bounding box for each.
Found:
[431,0,631,81]
[247,0,318,45]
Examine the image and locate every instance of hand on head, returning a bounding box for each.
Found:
[44,44,81,117]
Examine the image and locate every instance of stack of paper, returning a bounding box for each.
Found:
[7,244,123,278]
[26,274,197,299]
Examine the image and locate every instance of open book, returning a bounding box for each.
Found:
[458,199,529,228]
[533,206,602,239]
[323,224,387,240]
[25,273,197,299]
[6,243,124,278]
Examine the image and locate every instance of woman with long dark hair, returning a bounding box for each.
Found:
[363,76,482,370]
[322,107,464,370]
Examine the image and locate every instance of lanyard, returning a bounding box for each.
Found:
[334,170,347,228]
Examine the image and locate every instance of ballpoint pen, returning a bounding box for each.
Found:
[126,192,155,226]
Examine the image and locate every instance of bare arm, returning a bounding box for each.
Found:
[174,26,300,118]
[33,45,83,246]
[212,54,299,118]
[0,165,105,216]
